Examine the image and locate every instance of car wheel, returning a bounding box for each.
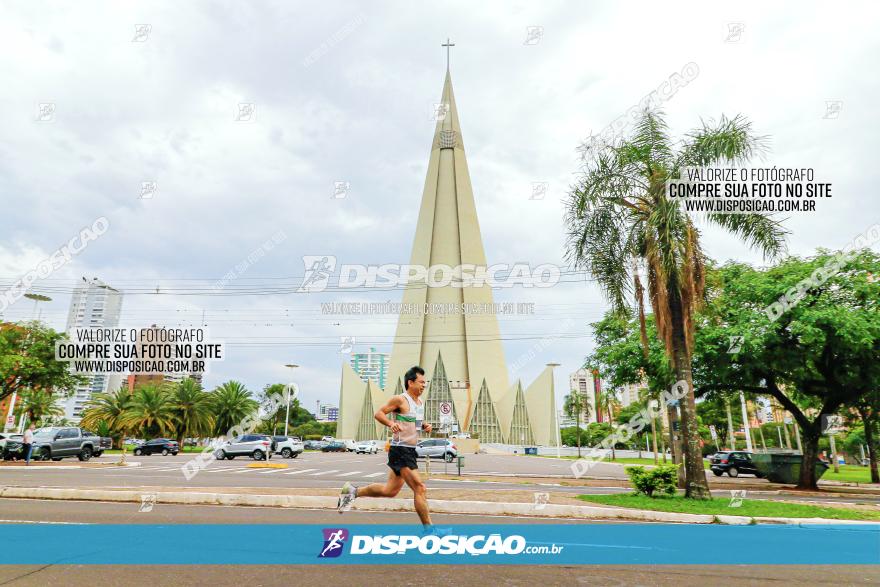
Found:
[281,448,292,458]
[728,467,739,478]
[754,472,764,479]
[78,447,93,462]
[134,448,142,456]
[252,449,265,461]
[226,455,235,460]
[712,469,723,477]
[444,452,454,463]
[291,452,299,458]
[41,449,51,461]
[52,457,62,462]
[161,449,169,456]
[94,451,103,457]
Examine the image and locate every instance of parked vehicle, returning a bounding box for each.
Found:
[30,427,112,462]
[321,436,335,442]
[355,440,379,454]
[273,435,304,458]
[710,451,764,478]
[321,441,347,452]
[343,439,357,452]
[133,438,180,456]
[416,439,458,462]
[450,432,471,439]
[82,430,112,456]
[0,433,24,460]
[214,434,276,460]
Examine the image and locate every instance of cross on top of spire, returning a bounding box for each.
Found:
[442,38,455,71]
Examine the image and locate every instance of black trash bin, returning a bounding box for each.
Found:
[752,452,830,484]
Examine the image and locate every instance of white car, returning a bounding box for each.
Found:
[273,435,304,458]
[321,436,335,442]
[343,439,357,452]
[355,440,379,454]
[450,432,471,439]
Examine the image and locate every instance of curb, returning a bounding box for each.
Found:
[2,486,877,525]
[0,462,141,470]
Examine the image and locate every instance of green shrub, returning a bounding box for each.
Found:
[625,464,679,497]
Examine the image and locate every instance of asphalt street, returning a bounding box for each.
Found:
[2,451,877,506]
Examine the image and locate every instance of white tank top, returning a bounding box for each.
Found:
[390,393,424,447]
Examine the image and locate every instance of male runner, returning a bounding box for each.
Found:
[337,365,439,531]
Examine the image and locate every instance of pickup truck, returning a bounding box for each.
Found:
[31,427,112,461]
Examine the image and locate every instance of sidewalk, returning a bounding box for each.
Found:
[2,484,877,526]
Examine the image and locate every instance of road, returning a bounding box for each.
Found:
[2,452,877,506]
[1,499,876,587]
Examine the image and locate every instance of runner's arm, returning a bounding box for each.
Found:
[375,395,404,433]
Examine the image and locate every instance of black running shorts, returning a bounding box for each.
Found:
[388,445,418,476]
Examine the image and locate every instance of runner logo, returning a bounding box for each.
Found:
[299,255,337,292]
[318,528,349,558]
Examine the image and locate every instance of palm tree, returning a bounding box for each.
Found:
[210,381,258,437]
[15,388,62,426]
[169,378,215,448]
[565,110,787,498]
[563,391,588,458]
[81,388,132,448]
[122,384,176,439]
[595,389,620,461]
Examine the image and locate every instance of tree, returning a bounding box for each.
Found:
[210,380,258,437]
[0,321,86,404]
[81,389,132,448]
[563,391,587,457]
[121,384,176,438]
[595,388,621,460]
[565,109,787,498]
[259,383,312,434]
[692,250,880,489]
[169,378,214,448]
[849,389,879,483]
[13,388,62,426]
[696,393,743,450]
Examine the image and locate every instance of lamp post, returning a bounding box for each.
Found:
[547,363,561,458]
[283,364,299,436]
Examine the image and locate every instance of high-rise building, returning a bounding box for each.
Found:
[350,346,389,390]
[316,404,339,422]
[568,368,597,424]
[128,324,205,390]
[62,277,123,422]
[338,64,559,445]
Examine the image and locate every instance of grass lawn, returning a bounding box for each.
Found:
[821,465,877,484]
[577,493,880,521]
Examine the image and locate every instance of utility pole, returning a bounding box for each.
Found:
[739,392,753,452]
[726,400,736,450]
[283,364,299,436]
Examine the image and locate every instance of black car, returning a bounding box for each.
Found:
[710,451,764,478]
[133,438,179,456]
[321,441,347,452]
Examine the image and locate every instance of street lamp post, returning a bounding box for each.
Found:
[283,364,299,437]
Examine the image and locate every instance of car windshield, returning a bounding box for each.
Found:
[33,427,59,436]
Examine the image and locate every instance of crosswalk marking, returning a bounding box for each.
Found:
[258,469,284,474]
[337,471,362,477]
[230,468,252,474]
[309,469,339,476]
[363,472,384,478]
[283,468,318,475]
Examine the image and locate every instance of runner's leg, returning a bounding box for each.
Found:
[353,468,404,498]
[400,467,431,526]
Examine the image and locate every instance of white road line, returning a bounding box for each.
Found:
[258,469,285,474]
[283,468,318,475]
[337,471,362,477]
[309,469,339,476]
[229,468,252,474]
[363,472,384,478]
[0,519,91,525]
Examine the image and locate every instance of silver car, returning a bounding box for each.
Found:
[416,439,457,462]
[214,434,276,460]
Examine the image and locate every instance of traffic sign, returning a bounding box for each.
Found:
[439,401,453,425]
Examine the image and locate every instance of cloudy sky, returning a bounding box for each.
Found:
[2,1,878,415]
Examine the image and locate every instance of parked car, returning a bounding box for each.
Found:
[343,439,357,452]
[0,433,24,460]
[214,434,276,460]
[322,441,347,452]
[710,451,764,478]
[355,440,379,454]
[133,438,180,456]
[321,436,335,442]
[416,439,458,462]
[30,427,112,461]
[82,429,112,456]
[450,432,471,439]
[273,435,304,458]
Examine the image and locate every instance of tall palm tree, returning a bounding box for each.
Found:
[563,391,588,458]
[169,378,215,448]
[565,110,787,498]
[81,388,132,448]
[595,389,620,460]
[210,380,258,437]
[14,388,62,426]
[122,384,176,439]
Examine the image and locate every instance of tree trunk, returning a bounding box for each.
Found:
[608,407,616,461]
[668,295,711,499]
[797,425,821,490]
[651,415,659,465]
[858,407,879,484]
[576,412,582,459]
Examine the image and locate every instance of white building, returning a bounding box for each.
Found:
[350,346,389,390]
[568,368,599,423]
[62,277,123,422]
